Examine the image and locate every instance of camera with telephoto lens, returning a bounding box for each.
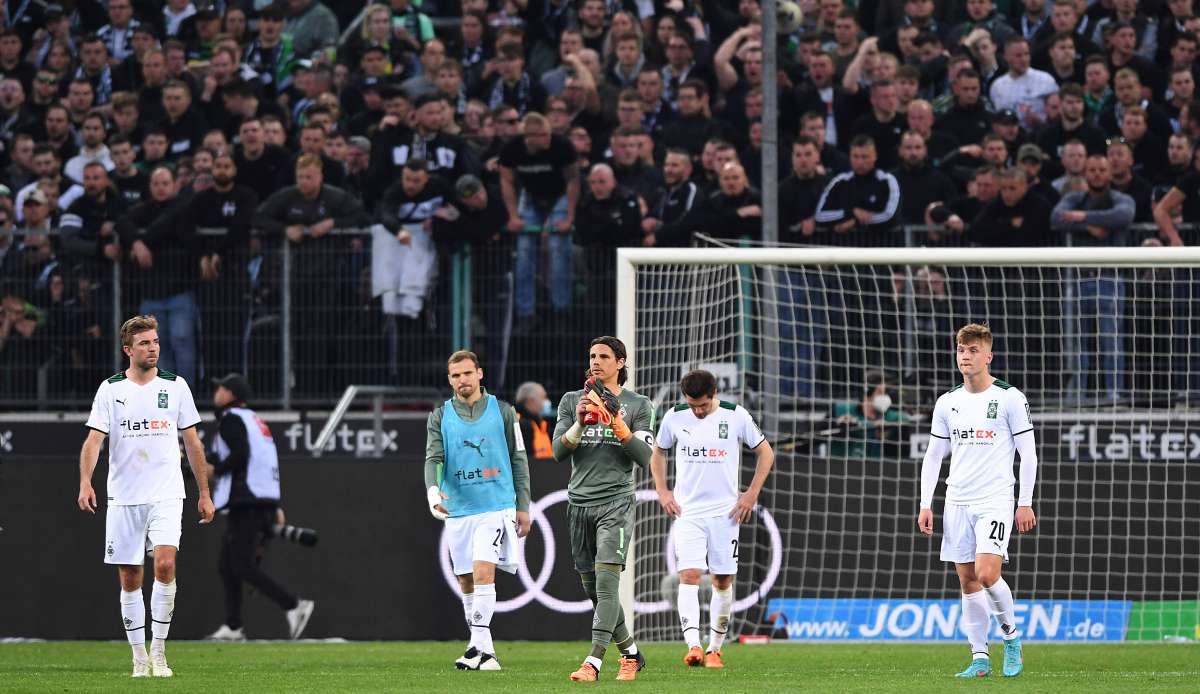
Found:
[271,523,319,547]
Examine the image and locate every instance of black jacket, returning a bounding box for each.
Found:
[367,125,480,205]
[575,186,643,249]
[969,192,1057,247]
[209,404,278,508]
[892,161,960,225]
[253,184,370,275]
[117,194,197,299]
[814,169,902,240]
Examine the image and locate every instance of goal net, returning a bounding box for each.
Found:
[617,246,1200,644]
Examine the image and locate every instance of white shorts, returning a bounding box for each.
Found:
[674,514,741,576]
[445,508,518,576]
[940,501,1014,564]
[104,499,184,565]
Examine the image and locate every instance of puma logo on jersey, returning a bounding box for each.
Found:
[116,399,126,406]
[462,438,486,457]
[950,407,958,413]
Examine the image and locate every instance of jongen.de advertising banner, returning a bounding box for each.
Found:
[766,598,1131,641]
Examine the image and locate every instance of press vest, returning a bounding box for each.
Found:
[212,407,281,509]
[439,395,515,517]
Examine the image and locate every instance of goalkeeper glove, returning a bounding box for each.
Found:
[611,415,632,443]
[427,485,448,521]
[583,377,621,424]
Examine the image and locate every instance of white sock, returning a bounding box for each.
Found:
[708,585,733,651]
[462,592,475,648]
[984,578,1020,640]
[585,655,603,671]
[471,583,496,655]
[150,580,176,647]
[676,583,701,648]
[621,641,638,656]
[961,590,991,659]
[120,588,146,657]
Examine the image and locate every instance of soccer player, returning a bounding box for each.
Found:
[651,370,775,668]
[77,315,216,678]
[918,323,1038,678]
[553,336,655,682]
[425,350,531,671]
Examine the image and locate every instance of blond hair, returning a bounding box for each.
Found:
[956,322,993,348]
[120,314,158,347]
[447,350,481,370]
[520,112,549,133]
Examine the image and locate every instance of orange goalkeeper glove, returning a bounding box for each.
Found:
[611,415,631,442]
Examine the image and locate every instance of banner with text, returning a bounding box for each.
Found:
[766,598,1131,641]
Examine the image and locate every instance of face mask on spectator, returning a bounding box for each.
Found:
[872,393,893,414]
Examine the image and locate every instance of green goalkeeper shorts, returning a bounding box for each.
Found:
[568,495,635,572]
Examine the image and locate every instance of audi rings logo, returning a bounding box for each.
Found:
[439,489,783,614]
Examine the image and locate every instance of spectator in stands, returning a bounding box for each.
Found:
[433,173,505,247]
[287,122,345,189]
[798,110,849,176]
[690,162,761,242]
[1043,31,1084,85]
[1016,143,1059,204]
[117,165,199,382]
[609,126,664,204]
[402,38,446,100]
[514,380,555,463]
[1052,139,1088,194]
[64,112,114,184]
[1165,65,1195,130]
[1121,107,1168,179]
[1037,83,1106,167]
[1099,68,1172,139]
[109,133,147,202]
[161,79,208,158]
[3,134,37,192]
[0,78,34,144]
[499,112,578,333]
[904,99,956,162]
[243,6,296,99]
[645,148,700,247]
[541,29,584,98]
[660,31,712,112]
[284,0,339,62]
[850,80,907,170]
[815,135,901,245]
[42,103,77,164]
[368,93,477,202]
[831,370,904,460]
[1032,0,1099,66]
[780,136,830,243]
[1106,23,1165,101]
[1051,154,1135,401]
[989,36,1057,129]
[575,162,642,316]
[1105,139,1154,224]
[234,116,290,203]
[476,43,546,116]
[893,130,957,226]
[254,154,369,395]
[935,68,991,149]
[970,166,1054,246]
[61,162,125,279]
[1160,133,1196,188]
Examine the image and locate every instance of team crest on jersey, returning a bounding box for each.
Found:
[158,390,169,409]
[987,400,998,419]
[719,421,729,439]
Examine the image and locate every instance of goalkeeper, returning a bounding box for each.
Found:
[553,336,655,682]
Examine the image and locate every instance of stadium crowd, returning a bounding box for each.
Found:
[0,0,1194,403]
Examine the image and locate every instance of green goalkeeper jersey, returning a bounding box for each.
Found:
[552,387,655,507]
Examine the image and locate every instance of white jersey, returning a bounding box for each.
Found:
[656,400,766,518]
[86,369,201,505]
[929,379,1033,506]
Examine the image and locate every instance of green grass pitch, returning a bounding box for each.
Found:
[1,641,1197,693]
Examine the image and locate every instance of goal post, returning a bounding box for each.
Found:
[616,245,1200,644]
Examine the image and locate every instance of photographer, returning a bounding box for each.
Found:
[205,373,314,641]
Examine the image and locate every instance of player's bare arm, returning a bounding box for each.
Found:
[77,428,106,513]
[181,427,215,524]
[650,446,681,518]
[730,439,775,522]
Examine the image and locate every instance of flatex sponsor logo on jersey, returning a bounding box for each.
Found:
[121,418,173,435]
[679,445,730,463]
[951,427,996,442]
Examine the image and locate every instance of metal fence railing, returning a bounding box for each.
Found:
[1,222,1195,410]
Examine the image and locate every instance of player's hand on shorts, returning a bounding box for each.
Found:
[515,510,531,537]
[656,488,681,518]
[917,508,934,536]
[78,483,97,513]
[1015,506,1036,533]
[730,490,757,522]
[427,485,449,520]
[198,495,216,524]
